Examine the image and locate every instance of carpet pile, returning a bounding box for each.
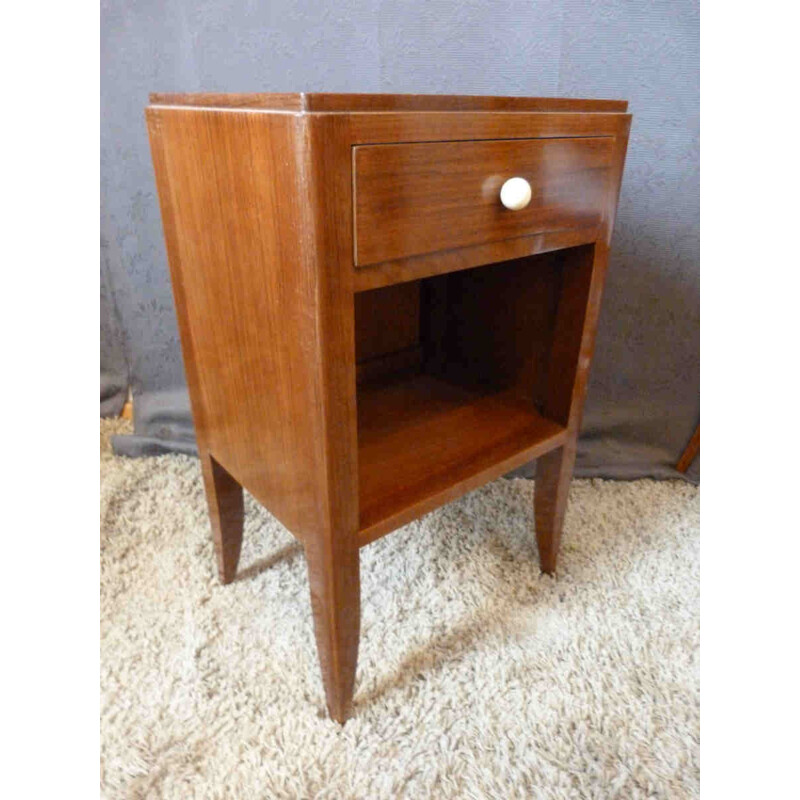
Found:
[101,419,699,798]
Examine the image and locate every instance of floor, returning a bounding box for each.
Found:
[100,418,699,799]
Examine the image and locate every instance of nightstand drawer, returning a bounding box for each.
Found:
[353,136,613,267]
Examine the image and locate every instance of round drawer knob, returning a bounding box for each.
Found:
[499,177,532,211]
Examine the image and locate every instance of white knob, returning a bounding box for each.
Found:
[500,177,532,211]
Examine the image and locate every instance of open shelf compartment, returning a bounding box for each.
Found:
[355,248,578,545]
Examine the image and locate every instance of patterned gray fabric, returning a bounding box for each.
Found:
[101,0,699,482]
[100,232,128,417]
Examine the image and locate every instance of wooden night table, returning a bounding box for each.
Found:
[146,92,631,721]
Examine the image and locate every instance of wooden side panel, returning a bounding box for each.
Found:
[533,243,606,574]
[354,137,613,266]
[423,252,563,402]
[533,118,630,574]
[355,282,422,384]
[541,243,605,430]
[354,283,420,363]
[146,107,326,540]
[302,113,361,544]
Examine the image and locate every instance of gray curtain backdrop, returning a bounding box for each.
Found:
[101,0,699,482]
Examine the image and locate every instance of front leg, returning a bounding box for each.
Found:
[535,243,609,575]
[305,537,360,723]
[534,442,576,574]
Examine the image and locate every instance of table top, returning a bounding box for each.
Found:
[148,92,628,113]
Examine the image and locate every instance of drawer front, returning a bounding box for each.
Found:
[353,137,613,267]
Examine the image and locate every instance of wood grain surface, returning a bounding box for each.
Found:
[149,92,627,113]
[147,95,631,721]
[357,375,567,544]
[354,137,613,266]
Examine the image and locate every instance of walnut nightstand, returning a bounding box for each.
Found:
[146,92,631,722]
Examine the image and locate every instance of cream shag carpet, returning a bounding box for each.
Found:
[101,419,699,799]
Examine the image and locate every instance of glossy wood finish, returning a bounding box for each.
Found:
[358,375,568,544]
[301,113,362,723]
[200,453,245,584]
[352,226,600,292]
[150,92,628,113]
[304,528,360,723]
[533,243,610,573]
[420,252,563,402]
[354,283,420,363]
[355,283,422,385]
[147,109,326,542]
[147,93,631,722]
[345,110,626,145]
[535,443,577,574]
[147,107,360,722]
[354,137,612,266]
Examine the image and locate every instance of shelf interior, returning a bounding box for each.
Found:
[354,248,583,545]
[357,374,566,543]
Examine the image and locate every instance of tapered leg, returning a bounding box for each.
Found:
[305,538,360,723]
[535,243,609,574]
[534,442,577,574]
[200,452,244,584]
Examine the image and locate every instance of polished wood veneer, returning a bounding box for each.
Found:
[354,136,613,266]
[149,91,627,113]
[146,92,631,723]
[358,375,568,544]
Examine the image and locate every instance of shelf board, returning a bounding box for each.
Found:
[357,374,568,545]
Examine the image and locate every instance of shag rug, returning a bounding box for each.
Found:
[101,418,699,799]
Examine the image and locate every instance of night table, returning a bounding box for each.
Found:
[146,92,631,721]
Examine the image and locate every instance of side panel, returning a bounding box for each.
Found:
[146,107,325,540]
